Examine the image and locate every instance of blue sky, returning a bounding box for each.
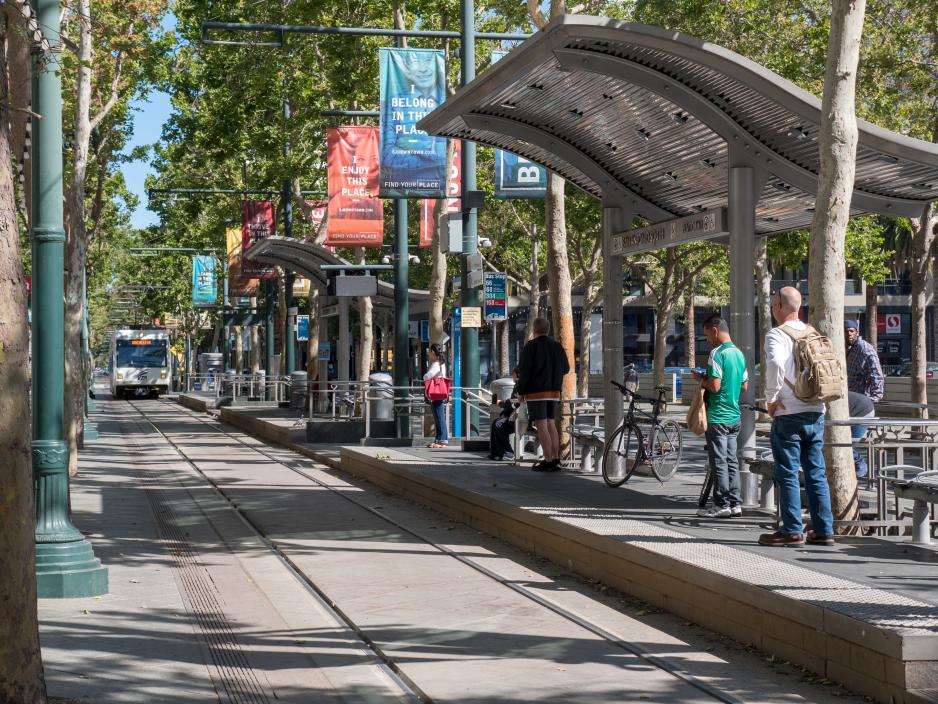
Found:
[123,89,172,229]
[123,12,176,230]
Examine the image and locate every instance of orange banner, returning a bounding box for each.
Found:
[226,226,258,297]
[241,200,277,279]
[327,127,384,247]
[419,140,461,247]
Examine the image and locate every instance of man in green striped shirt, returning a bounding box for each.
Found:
[692,316,749,518]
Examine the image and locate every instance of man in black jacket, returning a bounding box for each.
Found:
[515,317,570,471]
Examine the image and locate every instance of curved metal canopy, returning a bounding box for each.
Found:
[243,237,430,308]
[419,15,938,232]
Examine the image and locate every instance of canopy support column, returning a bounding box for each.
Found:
[728,165,765,505]
[338,296,350,385]
[602,203,633,475]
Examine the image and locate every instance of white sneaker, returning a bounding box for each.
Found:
[697,506,732,519]
[730,506,743,516]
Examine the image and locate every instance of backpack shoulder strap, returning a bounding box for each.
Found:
[779,323,810,341]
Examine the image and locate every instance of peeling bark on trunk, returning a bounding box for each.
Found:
[808,0,867,527]
[498,320,510,379]
[910,204,937,415]
[428,142,451,345]
[684,287,696,367]
[525,239,539,341]
[577,285,601,398]
[0,23,47,698]
[545,173,575,454]
[865,280,878,349]
[6,6,30,225]
[652,249,677,388]
[755,237,772,401]
[355,247,374,380]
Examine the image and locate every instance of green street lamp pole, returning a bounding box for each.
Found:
[30,0,107,598]
[459,0,480,437]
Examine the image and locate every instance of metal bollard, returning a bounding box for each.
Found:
[911,500,933,545]
[740,469,760,508]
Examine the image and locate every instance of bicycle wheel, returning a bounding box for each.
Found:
[648,420,683,482]
[602,423,642,487]
[698,467,714,507]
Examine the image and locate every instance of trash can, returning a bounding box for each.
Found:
[252,370,265,399]
[368,372,393,420]
[223,370,235,396]
[491,377,516,402]
[290,371,308,411]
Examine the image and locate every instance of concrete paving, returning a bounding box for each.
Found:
[208,403,938,704]
[39,390,414,704]
[148,396,880,703]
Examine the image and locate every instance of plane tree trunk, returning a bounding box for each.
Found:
[865,280,878,349]
[356,247,374,380]
[808,0,867,528]
[0,20,47,698]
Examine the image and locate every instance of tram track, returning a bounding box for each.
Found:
[129,397,744,704]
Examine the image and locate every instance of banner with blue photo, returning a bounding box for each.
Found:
[192,255,217,307]
[490,50,547,199]
[379,47,447,198]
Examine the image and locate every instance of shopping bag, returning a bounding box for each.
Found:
[424,377,451,401]
[686,384,708,436]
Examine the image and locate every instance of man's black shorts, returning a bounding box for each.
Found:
[526,400,558,421]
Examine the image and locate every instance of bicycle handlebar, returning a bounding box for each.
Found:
[611,380,666,403]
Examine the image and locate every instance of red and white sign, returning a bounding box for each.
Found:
[419,140,461,247]
[877,313,902,335]
[326,126,384,247]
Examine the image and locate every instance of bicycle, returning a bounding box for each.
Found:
[696,403,768,507]
[602,381,684,487]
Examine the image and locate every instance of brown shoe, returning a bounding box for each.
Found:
[758,531,805,547]
[806,530,834,546]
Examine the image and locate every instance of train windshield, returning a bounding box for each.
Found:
[115,339,168,367]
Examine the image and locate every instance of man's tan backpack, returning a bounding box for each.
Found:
[780,324,844,403]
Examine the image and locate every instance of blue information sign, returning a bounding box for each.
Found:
[192,255,217,307]
[484,272,508,321]
[296,315,309,342]
[379,47,447,198]
[420,319,430,343]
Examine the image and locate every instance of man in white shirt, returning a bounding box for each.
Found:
[759,286,835,547]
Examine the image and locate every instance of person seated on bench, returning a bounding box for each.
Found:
[490,368,520,461]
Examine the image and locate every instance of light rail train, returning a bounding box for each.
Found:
[109,328,171,398]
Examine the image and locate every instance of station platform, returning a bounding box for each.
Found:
[205,402,938,704]
[39,391,935,703]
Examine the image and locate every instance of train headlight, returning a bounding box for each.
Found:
[116,373,124,380]
[160,371,167,379]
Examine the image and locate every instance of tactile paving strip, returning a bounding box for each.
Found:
[127,416,272,704]
[523,504,938,635]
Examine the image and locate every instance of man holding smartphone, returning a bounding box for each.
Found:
[692,316,749,518]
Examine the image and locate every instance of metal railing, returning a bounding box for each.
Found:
[358,384,495,441]
[305,380,371,419]
[213,373,291,403]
